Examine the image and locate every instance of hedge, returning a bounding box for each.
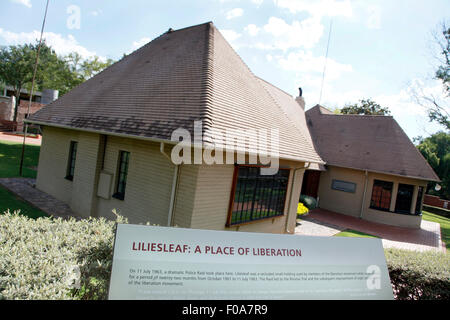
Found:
[0,210,121,300]
[385,248,450,300]
[1,211,449,300]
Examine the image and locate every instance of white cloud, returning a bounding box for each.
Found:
[90,9,103,17]
[10,0,31,8]
[376,79,448,118]
[273,0,352,18]
[244,24,260,36]
[129,37,151,53]
[366,5,381,29]
[0,29,99,59]
[251,0,264,6]
[278,50,352,81]
[225,8,244,20]
[259,16,324,50]
[220,29,242,42]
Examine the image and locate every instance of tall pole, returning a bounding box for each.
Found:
[319,19,333,106]
[19,0,50,176]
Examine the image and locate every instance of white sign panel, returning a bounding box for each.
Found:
[108,224,393,300]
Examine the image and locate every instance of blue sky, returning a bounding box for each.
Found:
[1,0,449,139]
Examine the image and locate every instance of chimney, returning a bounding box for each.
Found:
[41,89,59,104]
[295,87,305,110]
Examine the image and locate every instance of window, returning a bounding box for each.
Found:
[370,180,393,211]
[331,179,356,193]
[65,141,78,181]
[395,184,415,214]
[227,166,290,226]
[113,151,130,200]
[415,186,424,215]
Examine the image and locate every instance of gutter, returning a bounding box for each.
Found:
[25,120,326,166]
[160,142,179,227]
[285,162,310,233]
[359,170,368,219]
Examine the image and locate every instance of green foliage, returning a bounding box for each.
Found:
[299,194,318,210]
[0,210,122,300]
[0,41,115,107]
[416,132,450,199]
[340,99,391,116]
[385,248,450,300]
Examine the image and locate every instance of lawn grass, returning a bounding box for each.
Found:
[0,185,47,219]
[334,229,379,238]
[0,140,46,219]
[422,210,449,251]
[0,140,40,178]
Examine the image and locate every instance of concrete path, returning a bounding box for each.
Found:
[0,132,42,145]
[0,178,80,220]
[295,208,445,253]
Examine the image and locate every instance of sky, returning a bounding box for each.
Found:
[1,0,449,140]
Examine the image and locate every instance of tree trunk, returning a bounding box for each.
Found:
[12,87,21,123]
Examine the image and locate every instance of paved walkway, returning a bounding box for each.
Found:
[0,178,80,220]
[0,132,42,145]
[295,209,445,253]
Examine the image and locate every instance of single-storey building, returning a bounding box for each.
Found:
[26,22,440,232]
[26,22,324,234]
[302,105,440,228]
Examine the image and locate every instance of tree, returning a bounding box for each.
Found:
[411,22,450,131]
[0,41,115,121]
[416,132,450,199]
[340,99,391,115]
[0,43,36,121]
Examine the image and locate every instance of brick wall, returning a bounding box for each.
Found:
[424,194,449,209]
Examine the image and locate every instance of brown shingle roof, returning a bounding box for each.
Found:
[28,22,323,164]
[305,105,440,182]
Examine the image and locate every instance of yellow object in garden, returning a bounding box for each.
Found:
[297,202,309,215]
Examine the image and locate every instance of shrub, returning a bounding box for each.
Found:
[0,210,123,300]
[299,194,317,210]
[1,211,449,300]
[297,203,309,216]
[385,248,450,300]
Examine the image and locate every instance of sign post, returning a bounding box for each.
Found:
[108,224,393,300]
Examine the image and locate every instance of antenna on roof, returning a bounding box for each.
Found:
[319,19,333,106]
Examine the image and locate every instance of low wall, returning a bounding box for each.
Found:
[424,194,449,210]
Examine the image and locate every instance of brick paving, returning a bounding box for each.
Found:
[0,178,80,220]
[295,208,445,253]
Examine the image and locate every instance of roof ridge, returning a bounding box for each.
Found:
[321,113,394,119]
[256,76,294,99]
[200,22,215,143]
[256,78,320,158]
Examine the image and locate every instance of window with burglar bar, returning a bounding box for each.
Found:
[370,179,393,211]
[227,166,290,226]
[113,151,130,200]
[65,141,78,181]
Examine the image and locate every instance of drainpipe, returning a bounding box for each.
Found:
[359,170,368,219]
[160,142,179,227]
[285,162,310,233]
